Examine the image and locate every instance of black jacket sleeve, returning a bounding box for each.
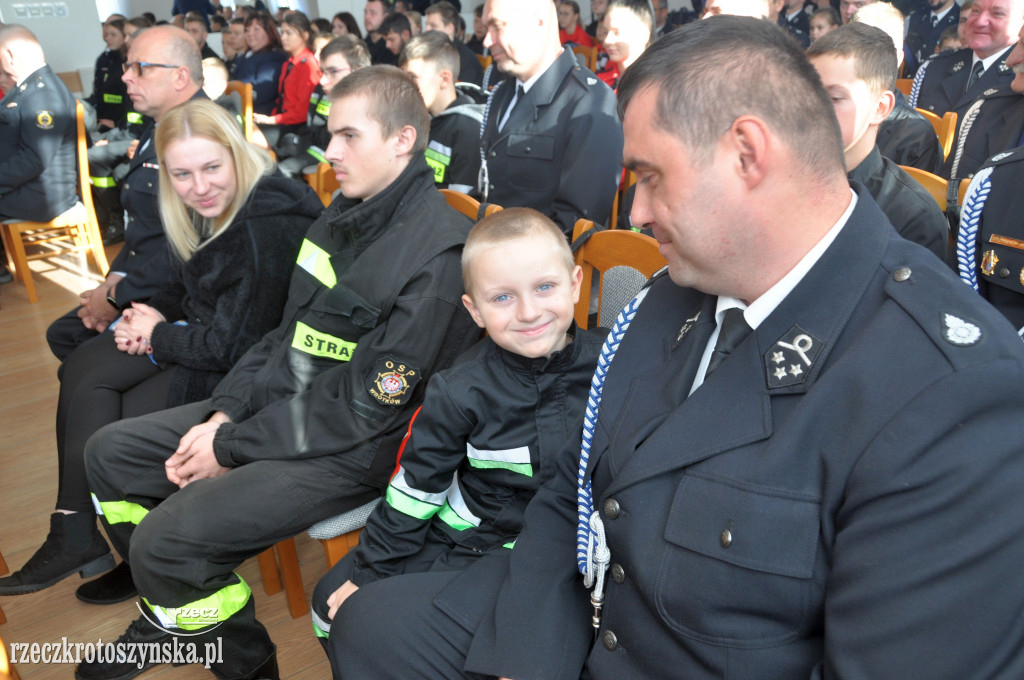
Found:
[210,250,468,466]
[348,373,473,586]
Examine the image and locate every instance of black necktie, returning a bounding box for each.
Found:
[704,308,752,378]
[965,61,984,94]
[931,14,939,26]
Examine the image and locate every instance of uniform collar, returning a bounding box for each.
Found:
[497,321,583,374]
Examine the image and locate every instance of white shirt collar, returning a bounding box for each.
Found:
[972,44,1012,73]
[931,4,953,22]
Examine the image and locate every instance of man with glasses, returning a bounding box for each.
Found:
[45,29,204,380]
[0,24,77,286]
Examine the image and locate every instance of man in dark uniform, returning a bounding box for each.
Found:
[79,66,479,680]
[479,0,622,236]
[0,25,78,285]
[955,143,1024,331]
[328,18,1024,680]
[185,12,222,60]
[425,1,484,86]
[910,0,1024,116]
[778,0,811,45]
[942,25,1024,183]
[905,0,960,75]
[45,25,203,362]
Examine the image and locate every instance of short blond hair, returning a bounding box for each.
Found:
[462,207,574,295]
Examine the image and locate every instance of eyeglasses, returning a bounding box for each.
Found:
[122,61,180,77]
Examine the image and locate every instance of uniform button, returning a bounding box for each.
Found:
[146,182,153,188]
[128,250,136,257]
[124,183,130,190]
[602,630,618,651]
[603,499,620,519]
[488,151,496,158]
[893,267,912,282]
[525,146,532,153]
[611,563,625,583]
[998,267,1010,278]
[720,529,733,548]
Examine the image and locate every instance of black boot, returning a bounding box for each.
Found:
[0,264,12,284]
[0,512,114,595]
[76,561,138,605]
[75,612,171,680]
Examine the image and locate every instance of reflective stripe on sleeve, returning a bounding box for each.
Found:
[143,576,251,631]
[466,443,533,477]
[384,467,450,520]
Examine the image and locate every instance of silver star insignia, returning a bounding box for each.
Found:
[771,351,784,364]
[774,366,788,380]
[789,364,803,377]
[999,63,1010,71]
[953,61,964,72]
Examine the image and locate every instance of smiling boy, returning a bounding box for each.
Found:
[311,208,605,678]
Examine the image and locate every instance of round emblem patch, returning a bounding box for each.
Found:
[35,110,54,129]
[366,357,421,406]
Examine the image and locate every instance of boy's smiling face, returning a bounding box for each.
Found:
[463,234,583,359]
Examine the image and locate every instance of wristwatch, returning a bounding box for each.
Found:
[106,293,121,311]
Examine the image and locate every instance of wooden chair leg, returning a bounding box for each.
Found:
[84,217,109,274]
[256,547,282,596]
[275,538,307,619]
[0,226,18,283]
[4,226,37,303]
[320,529,363,569]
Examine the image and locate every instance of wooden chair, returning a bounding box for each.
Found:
[610,170,637,230]
[439,189,503,221]
[572,44,598,71]
[571,219,666,329]
[476,54,492,71]
[895,78,914,96]
[308,162,340,207]
[1,631,19,680]
[224,80,254,142]
[916,108,958,160]
[0,100,109,303]
[56,70,83,95]
[901,165,948,212]
[959,176,971,206]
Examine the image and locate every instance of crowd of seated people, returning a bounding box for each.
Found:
[5,2,1024,680]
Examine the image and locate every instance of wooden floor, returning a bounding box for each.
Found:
[0,249,333,679]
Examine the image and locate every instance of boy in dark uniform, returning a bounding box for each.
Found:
[315,207,604,678]
[809,23,949,258]
[400,31,483,194]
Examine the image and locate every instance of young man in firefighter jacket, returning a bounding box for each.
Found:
[80,65,480,680]
[310,208,605,676]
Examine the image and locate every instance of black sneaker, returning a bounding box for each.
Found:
[0,264,12,284]
[76,561,138,605]
[0,513,114,595]
[75,612,171,680]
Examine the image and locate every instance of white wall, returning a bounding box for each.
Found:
[0,1,105,76]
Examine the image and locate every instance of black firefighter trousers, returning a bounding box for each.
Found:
[84,399,381,678]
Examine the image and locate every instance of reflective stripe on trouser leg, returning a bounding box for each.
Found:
[143,576,252,631]
[91,493,149,524]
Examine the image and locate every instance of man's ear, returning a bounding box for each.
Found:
[393,124,418,156]
[461,293,487,328]
[440,68,454,90]
[729,115,770,190]
[873,90,896,124]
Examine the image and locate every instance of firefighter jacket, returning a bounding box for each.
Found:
[208,156,480,486]
[347,328,605,586]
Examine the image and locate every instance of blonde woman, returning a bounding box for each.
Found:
[0,100,324,603]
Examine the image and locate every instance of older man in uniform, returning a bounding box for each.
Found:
[45,25,203,362]
[479,0,622,236]
[942,25,1024,191]
[0,25,77,285]
[910,0,1024,117]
